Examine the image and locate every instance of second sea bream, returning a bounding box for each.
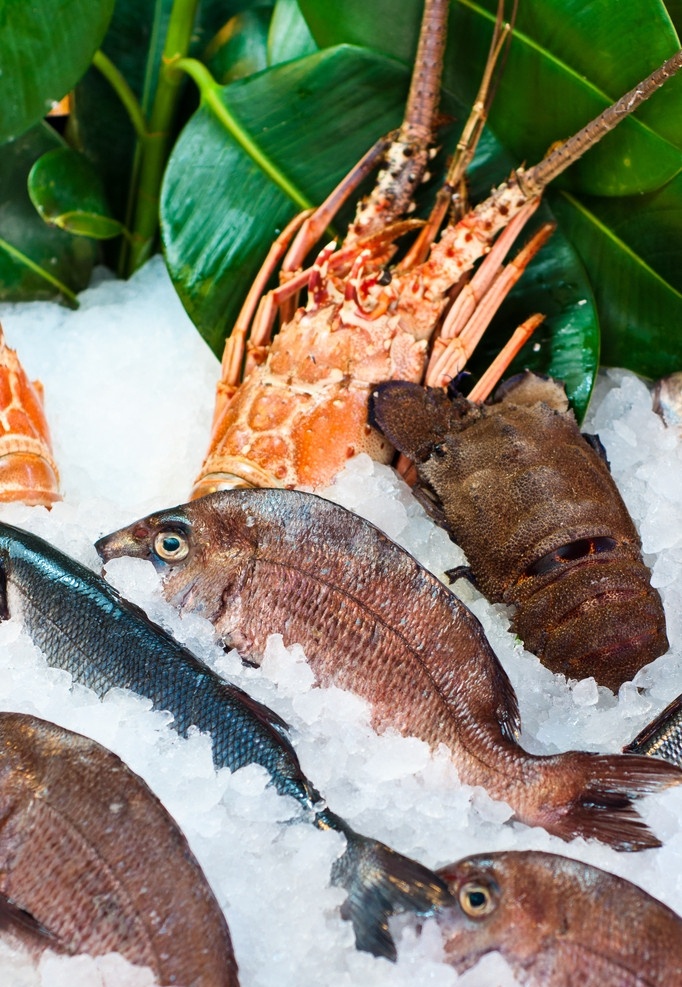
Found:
[0,519,449,961]
[96,488,682,851]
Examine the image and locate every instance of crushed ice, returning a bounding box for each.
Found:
[0,258,680,985]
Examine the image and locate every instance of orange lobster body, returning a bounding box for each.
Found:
[0,326,60,506]
[193,178,540,495]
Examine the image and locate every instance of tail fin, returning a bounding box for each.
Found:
[317,809,451,960]
[538,751,682,851]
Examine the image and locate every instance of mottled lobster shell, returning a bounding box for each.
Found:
[370,373,668,691]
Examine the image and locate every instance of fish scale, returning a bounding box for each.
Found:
[0,519,449,961]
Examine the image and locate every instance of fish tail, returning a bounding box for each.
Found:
[316,809,451,959]
[536,751,682,851]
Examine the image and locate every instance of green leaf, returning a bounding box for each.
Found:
[161,45,411,355]
[299,0,682,196]
[0,0,115,144]
[72,0,271,266]
[0,126,96,303]
[268,0,318,65]
[551,185,682,379]
[28,147,125,239]
[204,8,271,84]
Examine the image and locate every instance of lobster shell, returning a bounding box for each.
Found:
[0,325,60,506]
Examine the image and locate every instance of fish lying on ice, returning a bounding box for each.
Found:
[0,711,237,986]
[0,520,449,961]
[95,488,682,850]
[624,691,682,767]
[436,849,682,985]
[369,372,668,691]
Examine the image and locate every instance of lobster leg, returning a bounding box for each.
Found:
[220,211,311,394]
[425,218,554,387]
[467,313,546,403]
[214,0,454,407]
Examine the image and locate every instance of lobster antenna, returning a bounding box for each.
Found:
[400,0,450,146]
[349,0,450,239]
[518,49,682,197]
[446,0,518,191]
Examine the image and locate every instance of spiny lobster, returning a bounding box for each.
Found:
[190,0,682,497]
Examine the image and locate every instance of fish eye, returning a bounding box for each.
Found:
[458,881,496,918]
[153,529,190,563]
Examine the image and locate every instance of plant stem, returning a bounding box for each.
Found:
[0,238,79,307]
[125,0,201,275]
[174,58,313,212]
[92,51,148,141]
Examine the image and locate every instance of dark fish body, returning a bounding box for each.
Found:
[624,692,682,766]
[0,712,237,985]
[0,521,448,961]
[436,849,682,985]
[369,373,668,691]
[96,488,682,851]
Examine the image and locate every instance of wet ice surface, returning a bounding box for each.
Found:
[0,257,680,985]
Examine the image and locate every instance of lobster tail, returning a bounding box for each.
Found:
[0,326,60,507]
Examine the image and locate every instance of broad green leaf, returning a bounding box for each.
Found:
[28,147,125,239]
[667,0,682,33]
[72,0,272,264]
[268,0,318,65]
[161,46,411,355]
[0,126,96,303]
[0,0,114,144]
[551,187,682,379]
[559,172,682,298]
[299,0,682,196]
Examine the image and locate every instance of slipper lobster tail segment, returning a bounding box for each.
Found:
[0,325,60,507]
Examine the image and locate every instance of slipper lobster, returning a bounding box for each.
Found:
[190,0,682,498]
[369,371,669,691]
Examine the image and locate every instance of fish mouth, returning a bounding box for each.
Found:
[95,525,154,565]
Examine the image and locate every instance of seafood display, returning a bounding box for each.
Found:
[437,849,682,984]
[191,0,682,497]
[0,324,59,507]
[95,488,681,849]
[0,518,449,961]
[0,260,680,985]
[369,372,668,691]
[0,0,679,981]
[0,711,237,985]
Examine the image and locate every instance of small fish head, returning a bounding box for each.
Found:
[95,492,261,627]
[436,851,558,977]
[434,855,504,973]
[95,511,193,574]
